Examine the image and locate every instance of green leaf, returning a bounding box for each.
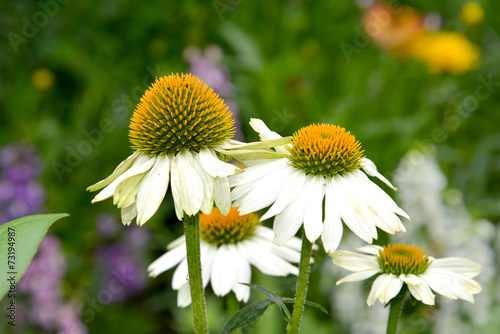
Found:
[280,297,329,315]
[0,213,69,299]
[221,299,272,334]
[240,283,292,322]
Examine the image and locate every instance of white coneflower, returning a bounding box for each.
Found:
[87,73,240,225]
[230,119,409,253]
[332,244,481,306]
[148,207,303,307]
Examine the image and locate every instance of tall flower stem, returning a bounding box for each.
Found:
[386,287,407,334]
[184,213,209,334]
[286,232,313,334]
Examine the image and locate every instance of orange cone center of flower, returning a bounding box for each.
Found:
[199,207,260,246]
[378,244,430,276]
[287,124,365,177]
[129,73,235,155]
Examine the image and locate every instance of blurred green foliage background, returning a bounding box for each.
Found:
[1,0,499,333]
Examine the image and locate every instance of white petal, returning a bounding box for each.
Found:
[273,196,306,246]
[303,175,325,243]
[322,178,343,253]
[429,257,481,278]
[214,177,231,215]
[171,150,204,219]
[229,158,288,187]
[249,118,290,155]
[199,148,240,177]
[192,156,215,215]
[367,274,394,306]
[237,163,295,215]
[331,250,379,272]
[177,283,192,307]
[148,244,187,278]
[200,243,217,288]
[361,158,397,190]
[260,168,306,221]
[381,275,404,303]
[172,258,189,290]
[331,175,375,243]
[136,154,171,226]
[336,270,380,285]
[92,154,156,202]
[241,239,299,276]
[356,245,384,255]
[120,204,137,226]
[87,151,140,191]
[232,255,252,303]
[407,282,435,305]
[211,245,240,297]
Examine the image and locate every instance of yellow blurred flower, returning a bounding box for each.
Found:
[31,68,55,91]
[460,1,485,26]
[362,2,424,55]
[411,32,480,74]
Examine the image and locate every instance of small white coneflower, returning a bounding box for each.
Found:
[230,119,410,253]
[87,73,241,225]
[332,244,481,306]
[148,207,303,307]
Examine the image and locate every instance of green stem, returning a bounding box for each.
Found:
[386,288,407,334]
[184,213,209,334]
[286,232,313,334]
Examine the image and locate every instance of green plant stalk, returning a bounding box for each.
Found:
[386,287,407,334]
[286,232,313,334]
[184,213,209,334]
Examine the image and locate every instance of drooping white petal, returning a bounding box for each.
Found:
[381,275,404,303]
[230,158,288,187]
[200,243,217,288]
[273,191,307,246]
[198,148,240,177]
[120,204,137,226]
[237,163,296,215]
[211,245,240,297]
[361,158,397,190]
[136,154,171,226]
[148,244,187,278]
[330,175,375,243]
[92,154,156,203]
[232,254,252,302]
[192,156,215,215]
[260,168,306,221]
[322,177,343,253]
[355,245,384,255]
[241,239,299,276]
[303,175,325,243]
[177,283,192,308]
[407,282,435,305]
[87,151,140,191]
[214,177,231,215]
[113,173,145,208]
[171,258,189,290]
[367,274,394,306]
[336,270,380,285]
[171,150,204,219]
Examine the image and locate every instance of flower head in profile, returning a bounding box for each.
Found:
[87,73,241,225]
[148,207,303,307]
[230,119,409,253]
[332,244,481,306]
[411,32,480,74]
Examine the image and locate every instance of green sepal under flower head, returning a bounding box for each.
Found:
[129,73,235,155]
[287,124,365,177]
[377,244,431,276]
[199,207,260,247]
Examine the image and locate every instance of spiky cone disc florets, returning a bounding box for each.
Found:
[87,74,242,225]
[332,244,482,306]
[200,207,260,246]
[129,73,235,155]
[287,124,365,177]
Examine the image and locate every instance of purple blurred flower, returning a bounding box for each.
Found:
[0,144,46,224]
[96,213,119,239]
